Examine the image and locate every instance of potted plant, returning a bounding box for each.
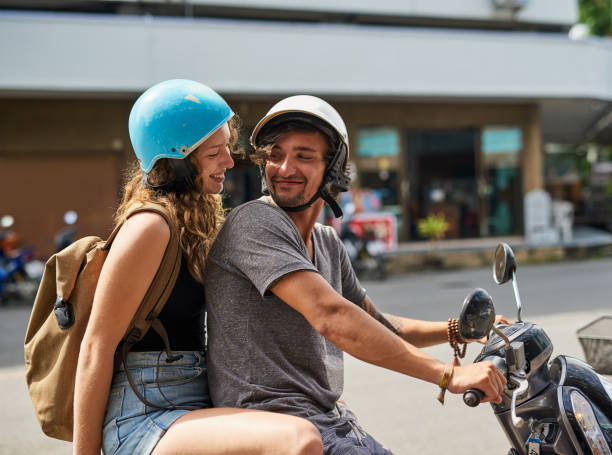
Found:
[417,213,450,267]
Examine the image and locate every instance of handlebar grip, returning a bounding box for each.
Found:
[463,389,485,407]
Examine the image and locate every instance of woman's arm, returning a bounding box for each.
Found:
[72,212,170,455]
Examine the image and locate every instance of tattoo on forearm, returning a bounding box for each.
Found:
[381,313,405,336]
[357,299,404,336]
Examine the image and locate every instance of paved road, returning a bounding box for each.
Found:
[363,256,612,320]
[1,258,611,454]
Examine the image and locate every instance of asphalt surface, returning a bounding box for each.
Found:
[1,257,611,454]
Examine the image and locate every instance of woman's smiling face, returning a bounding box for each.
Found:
[191,123,234,194]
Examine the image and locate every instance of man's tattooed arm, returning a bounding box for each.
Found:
[357,296,453,347]
[358,296,405,337]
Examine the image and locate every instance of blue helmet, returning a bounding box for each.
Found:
[129,79,234,174]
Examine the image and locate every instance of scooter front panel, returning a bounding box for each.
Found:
[551,356,612,420]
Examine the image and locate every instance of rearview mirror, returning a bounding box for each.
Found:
[459,288,496,340]
[493,243,516,285]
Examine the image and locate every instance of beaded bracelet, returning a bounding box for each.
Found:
[436,364,454,404]
[447,318,467,366]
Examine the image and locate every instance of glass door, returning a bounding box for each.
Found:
[405,130,479,240]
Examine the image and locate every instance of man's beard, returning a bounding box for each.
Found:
[269,181,313,208]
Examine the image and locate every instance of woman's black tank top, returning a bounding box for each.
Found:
[132,255,205,351]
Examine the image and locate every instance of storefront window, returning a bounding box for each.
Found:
[354,128,401,208]
[357,127,400,157]
[348,127,402,244]
[480,126,523,236]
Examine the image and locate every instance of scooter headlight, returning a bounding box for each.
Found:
[570,390,612,455]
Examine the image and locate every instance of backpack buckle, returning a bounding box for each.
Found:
[53,297,75,329]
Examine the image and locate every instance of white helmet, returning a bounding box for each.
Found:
[250,95,351,218]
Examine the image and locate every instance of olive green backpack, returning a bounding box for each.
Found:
[24,202,182,441]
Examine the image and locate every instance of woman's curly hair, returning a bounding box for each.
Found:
[115,120,238,283]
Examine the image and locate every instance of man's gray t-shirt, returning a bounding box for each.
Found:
[204,198,366,430]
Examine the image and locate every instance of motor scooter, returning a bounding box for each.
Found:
[0,215,43,304]
[340,217,387,281]
[458,242,612,455]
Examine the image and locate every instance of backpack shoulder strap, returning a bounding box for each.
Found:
[112,202,190,411]
[120,202,182,345]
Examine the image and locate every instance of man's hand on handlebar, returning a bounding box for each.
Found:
[449,362,507,404]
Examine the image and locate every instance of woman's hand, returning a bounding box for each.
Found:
[471,314,511,344]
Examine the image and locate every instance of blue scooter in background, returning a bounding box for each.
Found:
[0,215,44,305]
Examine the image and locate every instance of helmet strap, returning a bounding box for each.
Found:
[259,164,270,196]
[142,159,198,193]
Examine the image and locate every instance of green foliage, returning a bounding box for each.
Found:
[417,213,450,241]
[579,0,612,36]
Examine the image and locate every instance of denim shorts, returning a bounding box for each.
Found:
[102,351,211,455]
[319,402,394,455]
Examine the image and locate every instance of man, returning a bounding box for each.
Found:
[204,95,506,454]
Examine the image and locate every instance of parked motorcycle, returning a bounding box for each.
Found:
[0,215,44,304]
[458,242,612,455]
[340,218,387,281]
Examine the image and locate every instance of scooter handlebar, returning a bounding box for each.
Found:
[463,355,508,407]
[463,389,485,407]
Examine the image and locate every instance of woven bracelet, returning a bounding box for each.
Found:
[436,364,454,405]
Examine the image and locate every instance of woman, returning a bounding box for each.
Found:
[73,79,323,455]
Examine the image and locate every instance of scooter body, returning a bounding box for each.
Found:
[459,243,612,455]
[473,323,612,454]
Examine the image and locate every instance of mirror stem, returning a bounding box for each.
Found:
[511,270,523,322]
[492,325,512,351]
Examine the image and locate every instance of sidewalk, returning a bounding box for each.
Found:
[385,225,612,273]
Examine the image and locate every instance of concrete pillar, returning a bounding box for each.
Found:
[522,105,544,193]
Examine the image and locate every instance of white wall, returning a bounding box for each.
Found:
[104,0,578,26]
[0,11,608,101]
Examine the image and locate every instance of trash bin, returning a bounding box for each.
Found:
[576,316,612,375]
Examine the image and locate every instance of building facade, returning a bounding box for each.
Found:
[1,0,610,255]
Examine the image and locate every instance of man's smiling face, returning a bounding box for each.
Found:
[265,130,328,208]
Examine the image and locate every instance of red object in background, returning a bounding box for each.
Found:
[348,212,397,251]
[0,231,20,255]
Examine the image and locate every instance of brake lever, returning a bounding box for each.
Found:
[511,377,529,426]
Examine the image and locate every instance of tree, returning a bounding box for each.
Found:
[579,0,612,36]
